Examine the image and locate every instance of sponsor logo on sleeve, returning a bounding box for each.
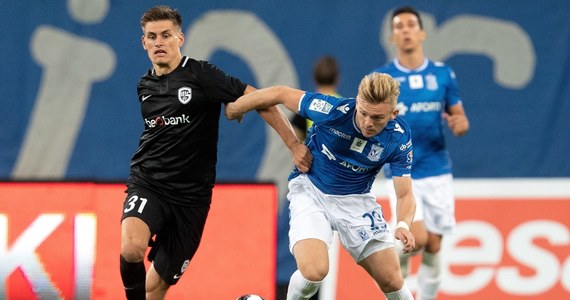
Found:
[308,99,333,114]
[400,140,412,151]
[406,151,413,163]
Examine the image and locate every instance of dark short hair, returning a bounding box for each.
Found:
[313,55,339,86]
[141,6,182,30]
[391,6,423,29]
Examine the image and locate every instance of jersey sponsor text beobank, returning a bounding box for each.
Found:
[144,114,191,128]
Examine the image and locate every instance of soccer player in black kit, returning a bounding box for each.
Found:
[120,6,312,299]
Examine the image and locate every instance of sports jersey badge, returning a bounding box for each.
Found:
[357,227,370,241]
[308,99,333,114]
[408,74,423,89]
[178,87,192,104]
[350,137,367,153]
[425,74,438,91]
[336,104,350,114]
[367,144,383,162]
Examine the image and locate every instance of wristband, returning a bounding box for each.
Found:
[396,221,409,231]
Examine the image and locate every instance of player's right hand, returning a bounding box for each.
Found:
[394,227,415,253]
[292,143,312,173]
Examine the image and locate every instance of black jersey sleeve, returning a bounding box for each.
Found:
[190,60,248,103]
[291,114,307,132]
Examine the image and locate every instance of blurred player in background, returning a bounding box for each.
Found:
[372,6,470,300]
[119,5,311,299]
[277,55,341,300]
[291,55,341,140]
[226,72,416,300]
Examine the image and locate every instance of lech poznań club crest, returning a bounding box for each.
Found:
[368,144,383,161]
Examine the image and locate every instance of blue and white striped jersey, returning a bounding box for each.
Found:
[289,92,413,195]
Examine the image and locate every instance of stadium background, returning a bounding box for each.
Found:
[1,0,569,299]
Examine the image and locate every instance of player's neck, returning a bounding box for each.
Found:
[397,51,425,70]
[153,55,183,76]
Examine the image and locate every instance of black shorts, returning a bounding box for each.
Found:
[121,184,210,285]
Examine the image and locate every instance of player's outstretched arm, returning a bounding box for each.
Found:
[226,86,305,120]
[227,85,312,172]
[392,176,416,253]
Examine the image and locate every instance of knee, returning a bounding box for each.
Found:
[412,231,428,251]
[425,242,441,253]
[298,263,328,282]
[121,239,147,262]
[424,232,443,253]
[379,273,404,293]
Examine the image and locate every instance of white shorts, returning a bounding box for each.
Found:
[386,173,456,235]
[287,174,394,262]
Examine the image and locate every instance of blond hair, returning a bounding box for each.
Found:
[357,73,400,107]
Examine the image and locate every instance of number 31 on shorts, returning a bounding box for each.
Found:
[124,195,148,214]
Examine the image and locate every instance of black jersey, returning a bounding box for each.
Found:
[128,56,247,206]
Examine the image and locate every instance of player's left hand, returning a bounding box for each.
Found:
[291,143,312,173]
[394,227,415,253]
[443,112,469,136]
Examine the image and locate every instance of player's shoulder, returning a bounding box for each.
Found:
[302,92,354,118]
[393,115,412,130]
[384,115,412,139]
[137,69,159,94]
[179,56,207,73]
[304,92,352,106]
[428,59,456,77]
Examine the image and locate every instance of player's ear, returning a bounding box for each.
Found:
[391,109,399,119]
[178,32,184,48]
[141,35,147,50]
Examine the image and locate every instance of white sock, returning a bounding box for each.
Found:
[417,252,441,300]
[384,282,414,300]
[287,270,321,300]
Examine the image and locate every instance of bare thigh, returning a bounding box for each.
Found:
[146,263,170,300]
[292,238,329,282]
[358,246,404,293]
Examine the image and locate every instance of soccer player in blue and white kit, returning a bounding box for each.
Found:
[372,6,470,300]
[226,73,416,300]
